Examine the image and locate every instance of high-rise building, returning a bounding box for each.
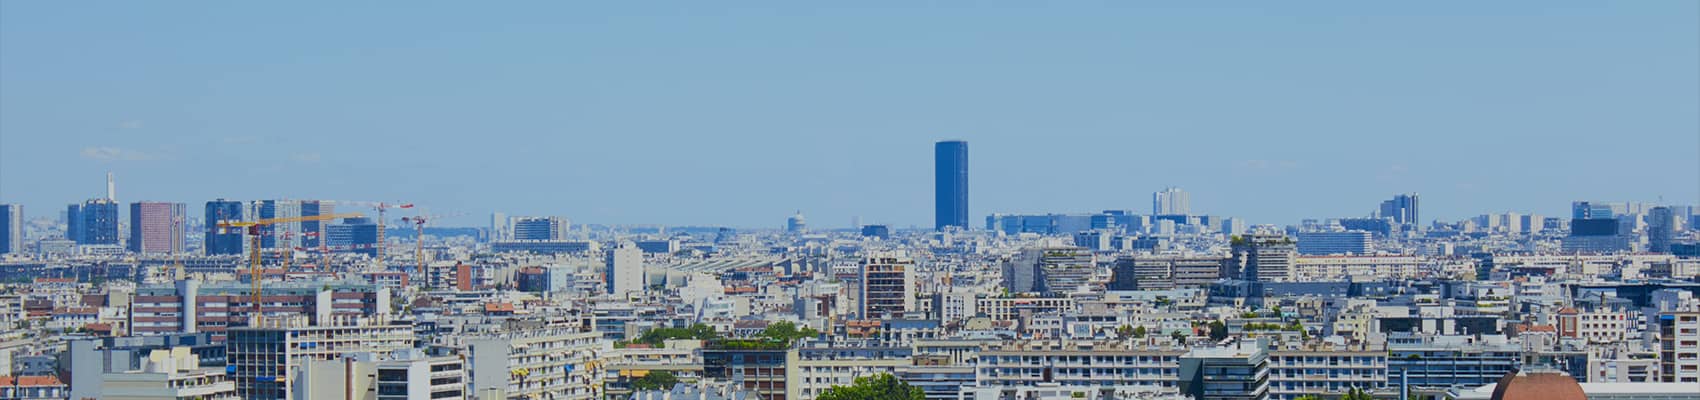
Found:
[1378,193,1420,227]
[511,216,569,241]
[128,202,186,254]
[326,217,379,256]
[1154,187,1191,215]
[605,241,643,296]
[1648,206,1678,253]
[1294,231,1371,255]
[1231,234,1296,282]
[786,211,807,233]
[934,140,968,231]
[204,199,246,256]
[0,204,21,255]
[858,253,915,319]
[68,199,121,245]
[489,212,508,242]
[297,200,328,248]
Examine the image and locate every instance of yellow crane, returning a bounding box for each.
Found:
[219,212,364,321]
[400,211,464,290]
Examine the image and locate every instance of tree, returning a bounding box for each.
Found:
[1294,396,1322,400]
[1341,387,1374,400]
[760,321,819,342]
[816,373,923,400]
[630,371,680,391]
[1132,326,1147,338]
[1208,320,1229,341]
[1170,330,1187,344]
[1115,325,1134,339]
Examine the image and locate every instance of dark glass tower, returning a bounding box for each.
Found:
[205,199,246,255]
[68,199,119,245]
[935,140,968,230]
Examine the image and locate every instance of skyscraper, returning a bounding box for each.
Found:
[68,199,120,245]
[934,140,968,231]
[128,202,186,254]
[326,217,379,256]
[1378,193,1420,227]
[205,199,246,255]
[0,204,20,255]
[1648,206,1678,253]
[490,212,508,242]
[786,211,807,233]
[605,241,643,296]
[1153,187,1191,215]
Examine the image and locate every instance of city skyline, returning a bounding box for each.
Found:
[2,2,1697,227]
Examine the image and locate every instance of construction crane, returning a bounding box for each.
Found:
[219,212,364,323]
[339,201,413,263]
[399,211,464,290]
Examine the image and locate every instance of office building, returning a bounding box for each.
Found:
[1294,231,1371,255]
[489,212,508,242]
[787,342,912,400]
[204,199,246,256]
[490,240,599,255]
[935,140,968,231]
[326,217,380,256]
[128,202,186,254]
[786,211,806,233]
[1231,234,1296,282]
[0,204,20,255]
[297,200,328,248]
[1379,193,1420,227]
[1649,206,1678,253]
[226,316,416,400]
[69,198,121,245]
[1154,187,1191,215]
[511,216,569,241]
[606,242,644,296]
[859,253,916,319]
[859,225,891,240]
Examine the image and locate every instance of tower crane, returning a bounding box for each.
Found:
[399,211,465,290]
[339,202,413,263]
[219,212,363,323]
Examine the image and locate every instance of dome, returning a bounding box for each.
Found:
[1490,369,1585,400]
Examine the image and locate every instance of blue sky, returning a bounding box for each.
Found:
[2,2,1696,228]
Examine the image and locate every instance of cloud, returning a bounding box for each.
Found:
[118,120,144,129]
[293,152,323,164]
[80,146,164,161]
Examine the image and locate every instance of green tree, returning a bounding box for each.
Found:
[816,373,923,400]
[1132,325,1147,338]
[1170,330,1187,344]
[760,321,819,342]
[1115,325,1134,338]
[1341,387,1374,400]
[1294,396,1322,400]
[1208,320,1229,341]
[630,371,680,391]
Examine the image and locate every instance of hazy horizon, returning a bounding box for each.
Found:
[3,2,1697,228]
